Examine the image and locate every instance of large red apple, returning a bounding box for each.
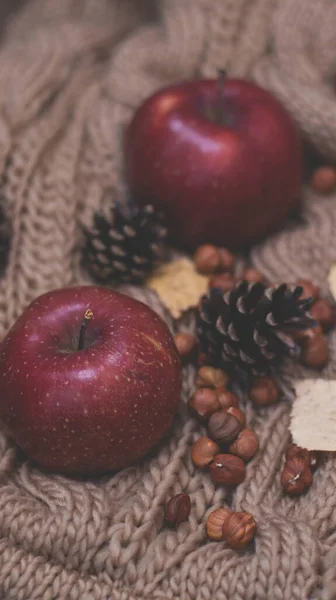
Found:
[125,77,302,250]
[0,286,181,474]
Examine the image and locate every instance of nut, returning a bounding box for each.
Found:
[286,443,319,472]
[221,511,257,550]
[292,325,323,345]
[249,376,280,406]
[280,457,313,496]
[216,389,239,410]
[197,352,208,367]
[229,429,259,462]
[194,244,222,274]
[174,333,198,363]
[296,279,320,303]
[165,493,191,527]
[218,248,235,272]
[311,299,335,332]
[191,436,220,469]
[196,366,229,389]
[285,443,310,468]
[300,331,329,369]
[206,507,232,540]
[226,406,246,427]
[189,387,220,423]
[209,273,236,292]
[242,268,264,283]
[210,453,246,486]
[310,166,336,194]
[207,410,243,444]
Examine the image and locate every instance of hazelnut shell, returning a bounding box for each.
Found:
[207,507,232,541]
[210,453,246,486]
[222,511,257,549]
[228,429,259,462]
[191,436,220,470]
[208,410,243,445]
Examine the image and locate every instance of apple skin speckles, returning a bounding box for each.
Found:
[0,286,182,475]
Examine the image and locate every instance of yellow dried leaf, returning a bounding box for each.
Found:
[146,258,209,319]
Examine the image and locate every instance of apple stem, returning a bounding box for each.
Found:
[217,69,226,126]
[78,309,93,351]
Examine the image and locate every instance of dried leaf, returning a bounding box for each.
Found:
[291,379,336,451]
[328,263,336,300]
[146,258,209,319]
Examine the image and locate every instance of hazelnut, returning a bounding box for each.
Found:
[209,273,236,292]
[300,331,329,369]
[286,444,319,472]
[296,279,320,303]
[174,333,198,363]
[292,325,323,345]
[206,507,232,541]
[165,493,191,527]
[207,409,243,445]
[191,436,220,469]
[196,366,229,389]
[189,387,220,422]
[285,443,310,468]
[221,511,257,550]
[216,389,239,410]
[228,429,259,462]
[242,268,264,283]
[311,299,335,332]
[226,406,246,427]
[310,166,336,194]
[218,248,235,272]
[210,453,246,486]
[249,376,280,406]
[280,457,313,496]
[197,352,208,367]
[194,244,222,274]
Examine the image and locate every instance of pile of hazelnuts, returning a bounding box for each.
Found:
[172,240,335,548]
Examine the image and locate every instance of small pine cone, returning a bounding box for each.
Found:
[82,201,167,284]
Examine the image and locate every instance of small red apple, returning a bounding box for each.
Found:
[0,286,181,474]
[125,76,302,250]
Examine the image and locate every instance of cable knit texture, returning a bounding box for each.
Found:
[0,1,335,598]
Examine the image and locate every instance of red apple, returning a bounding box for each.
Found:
[125,77,302,250]
[0,286,181,474]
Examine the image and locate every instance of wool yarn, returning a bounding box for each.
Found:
[0,1,335,598]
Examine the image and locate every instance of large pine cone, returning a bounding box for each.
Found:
[197,281,316,376]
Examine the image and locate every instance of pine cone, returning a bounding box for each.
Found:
[82,203,167,284]
[197,281,316,376]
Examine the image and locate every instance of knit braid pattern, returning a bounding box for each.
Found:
[0,1,335,599]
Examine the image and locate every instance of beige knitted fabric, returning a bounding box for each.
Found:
[0,1,336,598]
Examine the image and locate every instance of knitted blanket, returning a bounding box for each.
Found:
[0,1,335,598]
